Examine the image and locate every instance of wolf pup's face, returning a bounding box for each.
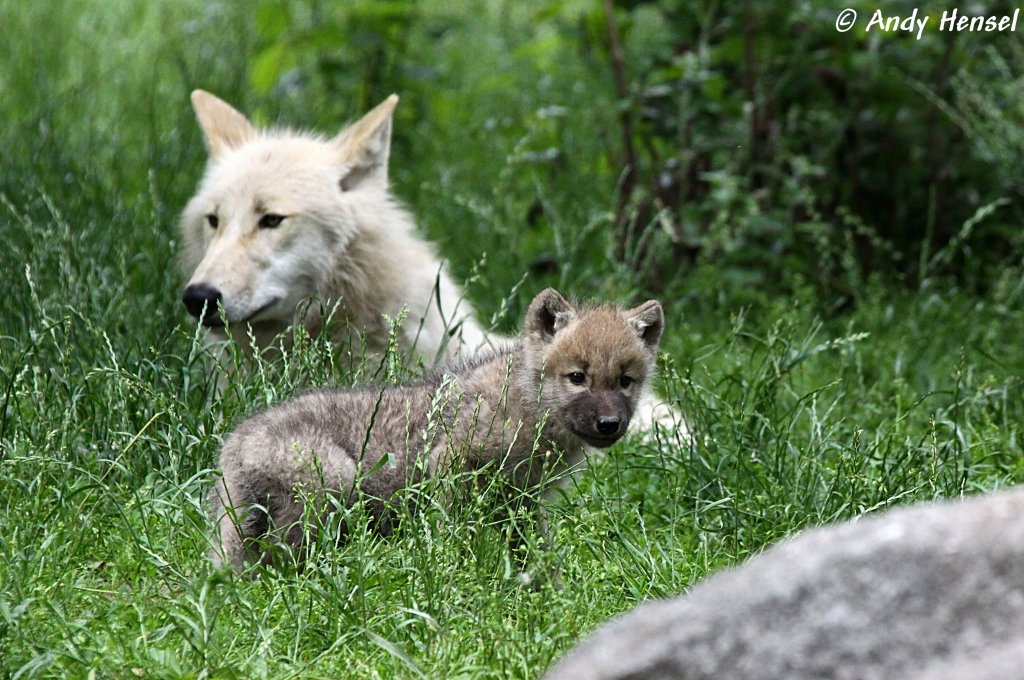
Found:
[523,288,664,448]
[178,90,398,332]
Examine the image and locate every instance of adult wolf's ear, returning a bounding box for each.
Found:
[191,90,256,158]
[333,94,399,191]
[525,288,576,341]
[626,300,664,349]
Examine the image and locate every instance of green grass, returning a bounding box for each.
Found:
[2,1,1023,678]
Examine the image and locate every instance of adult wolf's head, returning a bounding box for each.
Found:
[520,288,664,448]
[178,90,399,339]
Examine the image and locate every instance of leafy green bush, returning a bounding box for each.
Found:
[577,0,1023,297]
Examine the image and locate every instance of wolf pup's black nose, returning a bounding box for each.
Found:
[182,284,223,320]
[596,416,621,435]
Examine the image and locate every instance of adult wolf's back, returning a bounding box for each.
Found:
[178,90,486,362]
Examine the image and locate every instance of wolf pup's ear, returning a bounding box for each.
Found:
[626,300,664,350]
[525,288,575,341]
[191,90,256,158]
[333,94,399,192]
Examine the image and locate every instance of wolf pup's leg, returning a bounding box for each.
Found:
[209,466,311,570]
[208,473,256,570]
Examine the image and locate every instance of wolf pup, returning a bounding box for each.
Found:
[209,288,664,570]
[179,90,486,363]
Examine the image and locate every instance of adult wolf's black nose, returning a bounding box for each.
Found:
[182,283,223,321]
[596,416,621,435]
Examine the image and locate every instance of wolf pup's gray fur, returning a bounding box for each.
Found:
[210,288,664,570]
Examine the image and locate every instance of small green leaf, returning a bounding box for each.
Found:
[250,42,294,95]
[255,1,291,41]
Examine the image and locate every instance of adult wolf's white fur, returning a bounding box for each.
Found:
[179,90,485,362]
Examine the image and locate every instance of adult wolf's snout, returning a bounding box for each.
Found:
[182,283,223,325]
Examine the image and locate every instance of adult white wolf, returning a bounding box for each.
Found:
[179,90,486,363]
[178,91,685,438]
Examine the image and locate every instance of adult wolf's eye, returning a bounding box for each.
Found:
[619,375,634,388]
[206,214,219,229]
[567,372,586,385]
[259,213,285,229]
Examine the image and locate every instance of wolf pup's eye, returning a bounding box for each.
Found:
[259,213,285,229]
[567,371,586,385]
[619,375,634,389]
[206,214,219,229]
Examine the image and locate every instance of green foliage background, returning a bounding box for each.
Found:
[1,0,1023,677]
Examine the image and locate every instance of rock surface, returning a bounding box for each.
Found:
[544,488,1024,680]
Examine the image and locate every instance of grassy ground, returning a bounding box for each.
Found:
[2,2,1023,678]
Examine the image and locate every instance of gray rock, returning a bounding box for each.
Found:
[910,640,1024,680]
[544,488,1024,680]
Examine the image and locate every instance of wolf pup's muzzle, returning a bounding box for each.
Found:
[579,414,628,447]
